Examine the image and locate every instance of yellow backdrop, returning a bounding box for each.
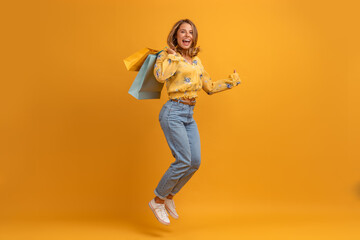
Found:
[1,0,359,236]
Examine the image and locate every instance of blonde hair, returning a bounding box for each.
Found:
[167,19,200,58]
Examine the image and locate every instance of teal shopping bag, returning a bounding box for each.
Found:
[128,52,164,100]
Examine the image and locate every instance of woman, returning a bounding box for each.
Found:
[149,19,241,225]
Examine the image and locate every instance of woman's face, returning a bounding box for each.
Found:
[176,23,193,50]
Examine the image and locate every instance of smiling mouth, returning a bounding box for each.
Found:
[182,39,191,46]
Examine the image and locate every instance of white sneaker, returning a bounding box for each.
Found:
[165,198,179,219]
[148,199,170,225]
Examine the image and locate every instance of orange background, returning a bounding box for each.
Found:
[0,0,359,239]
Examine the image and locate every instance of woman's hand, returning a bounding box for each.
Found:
[231,69,241,85]
[166,47,177,55]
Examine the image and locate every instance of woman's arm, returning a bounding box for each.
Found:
[198,58,241,95]
[153,47,182,83]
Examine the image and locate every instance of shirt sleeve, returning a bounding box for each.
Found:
[198,58,241,95]
[153,47,182,83]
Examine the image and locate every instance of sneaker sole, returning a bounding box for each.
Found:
[148,201,170,226]
[165,204,179,220]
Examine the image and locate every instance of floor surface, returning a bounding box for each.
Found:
[1,204,359,240]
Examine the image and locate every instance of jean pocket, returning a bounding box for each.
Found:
[159,105,168,122]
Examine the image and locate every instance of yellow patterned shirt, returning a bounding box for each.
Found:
[154,47,241,100]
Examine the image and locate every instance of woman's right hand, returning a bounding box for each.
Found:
[166,47,177,55]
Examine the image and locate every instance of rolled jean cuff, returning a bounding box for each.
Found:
[154,189,167,200]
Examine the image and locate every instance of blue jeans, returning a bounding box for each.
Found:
[154,100,201,200]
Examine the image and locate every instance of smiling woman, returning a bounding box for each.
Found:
[166,19,200,62]
[177,25,192,47]
[148,19,242,226]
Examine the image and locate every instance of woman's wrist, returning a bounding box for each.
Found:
[167,52,182,62]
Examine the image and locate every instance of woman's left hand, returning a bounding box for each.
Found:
[230,69,241,85]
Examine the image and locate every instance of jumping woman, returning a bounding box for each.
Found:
[149,19,241,225]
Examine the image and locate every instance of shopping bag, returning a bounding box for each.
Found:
[124,47,158,71]
[128,52,164,100]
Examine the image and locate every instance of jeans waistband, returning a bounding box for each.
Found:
[166,99,195,110]
[171,99,196,106]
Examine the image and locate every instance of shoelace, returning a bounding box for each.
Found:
[155,204,169,218]
[166,199,176,209]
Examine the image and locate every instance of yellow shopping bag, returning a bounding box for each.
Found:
[123,47,159,71]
